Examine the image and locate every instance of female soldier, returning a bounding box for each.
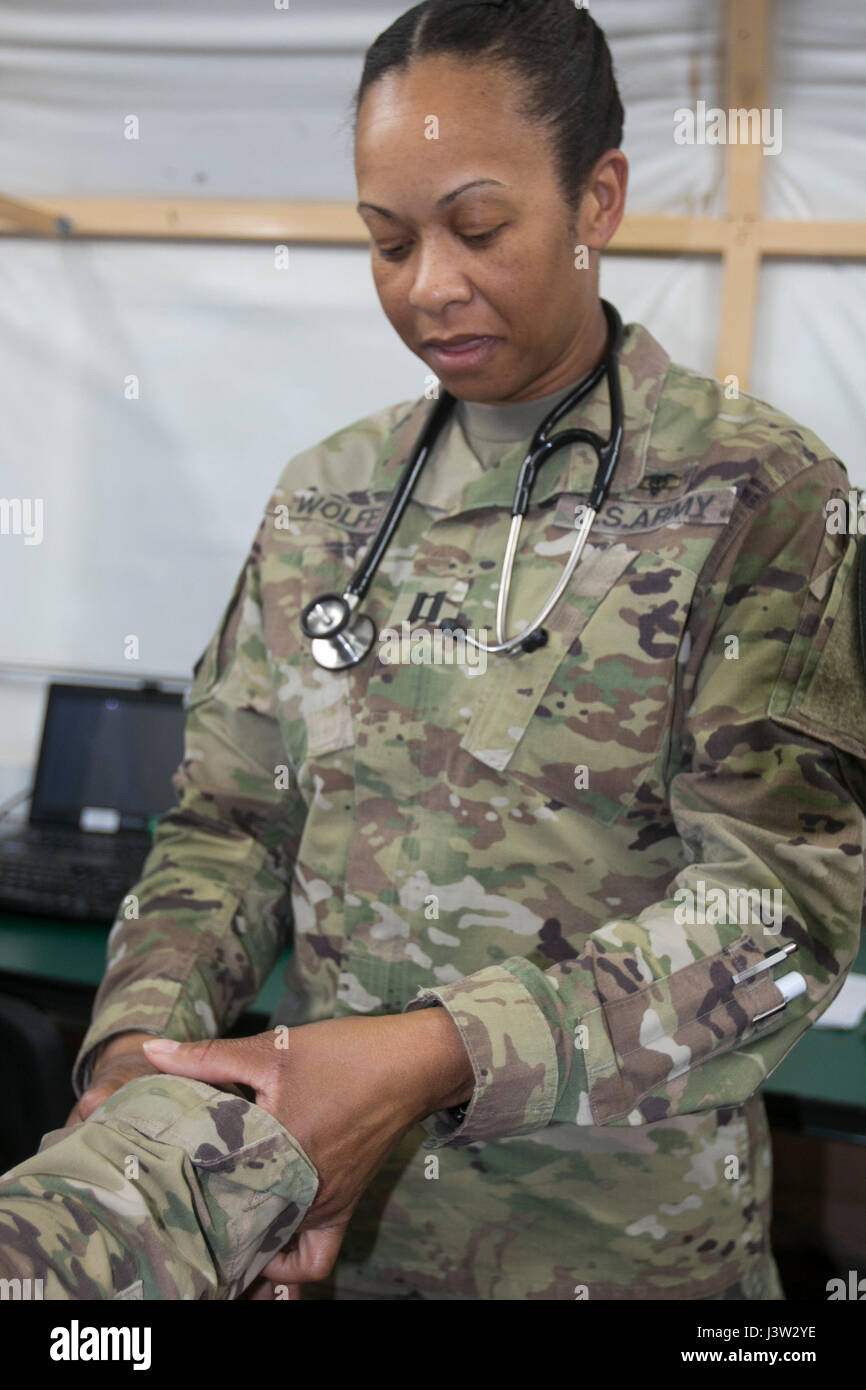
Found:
[71,0,864,1301]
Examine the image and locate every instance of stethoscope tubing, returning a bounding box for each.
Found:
[301,299,625,664]
[460,502,598,654]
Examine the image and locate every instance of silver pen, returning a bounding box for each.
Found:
[731,941,802,1024]
[731,940,797,985]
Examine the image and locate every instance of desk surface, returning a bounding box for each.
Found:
[0,914,290,1018]
[1,913,864,1114]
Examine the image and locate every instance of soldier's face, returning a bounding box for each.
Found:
[354,55,618,404]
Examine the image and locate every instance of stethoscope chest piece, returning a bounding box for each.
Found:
[301,593,378,670]
[311,617,377,670]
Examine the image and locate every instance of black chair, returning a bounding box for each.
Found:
[0,994,75,1170]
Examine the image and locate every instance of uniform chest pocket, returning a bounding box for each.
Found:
[459,544,698,825]
[279,538,359,761]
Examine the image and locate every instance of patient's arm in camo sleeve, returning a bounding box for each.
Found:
[405,458,865,1142]
[0,1075,318,1300]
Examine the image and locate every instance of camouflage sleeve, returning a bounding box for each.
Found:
[405,456,865,1145]
[0,1075,318,1299]
[73,510,307,1096]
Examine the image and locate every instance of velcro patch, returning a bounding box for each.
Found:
[771,534,866,761]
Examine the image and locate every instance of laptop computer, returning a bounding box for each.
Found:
[0,682,186,924]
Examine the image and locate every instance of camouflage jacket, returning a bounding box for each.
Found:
[74,316,865,1299]
[0,1076,318,1299]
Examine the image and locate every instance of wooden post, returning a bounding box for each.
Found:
[716,0,771,389]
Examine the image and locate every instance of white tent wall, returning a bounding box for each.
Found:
[0,0,863,805]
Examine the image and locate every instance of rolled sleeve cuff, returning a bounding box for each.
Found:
[402,963,559,1148]
[25,1075,319,1299]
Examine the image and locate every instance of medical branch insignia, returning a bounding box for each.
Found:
[643,472,680,496]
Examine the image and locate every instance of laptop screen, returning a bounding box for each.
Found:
[30,684,186,831]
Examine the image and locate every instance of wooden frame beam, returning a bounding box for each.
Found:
[1,199,861,259]
[0,193,71,237]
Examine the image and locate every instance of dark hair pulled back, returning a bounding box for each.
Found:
[352,0,624,214]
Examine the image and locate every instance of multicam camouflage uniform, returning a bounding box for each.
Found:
[0,1075,318,1299]
[71,313,865,1300]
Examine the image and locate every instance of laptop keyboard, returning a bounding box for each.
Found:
[0,850,145,924]
[27,828,98,852]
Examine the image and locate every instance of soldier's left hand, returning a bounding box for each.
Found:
[142,1009,472,1296]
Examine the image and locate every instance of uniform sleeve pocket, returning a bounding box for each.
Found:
[581,933,787,1125]
[769,534,866,760]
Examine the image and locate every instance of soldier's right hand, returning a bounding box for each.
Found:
[65,1032,160,1127]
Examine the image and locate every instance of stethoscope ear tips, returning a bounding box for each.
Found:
[520,627,549,653]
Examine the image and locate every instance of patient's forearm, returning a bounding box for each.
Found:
[93,1030,157,1068]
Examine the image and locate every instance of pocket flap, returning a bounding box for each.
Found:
[460,541,639,773]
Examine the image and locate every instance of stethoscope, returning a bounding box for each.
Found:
[301,298,625,669]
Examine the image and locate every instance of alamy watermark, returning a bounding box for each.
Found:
[825,492,866,534]
[673,102,782,156]
[0,497,43,545]
[49,1321,151,1369]
[0,1277,43,1299]
[827,1270,866,1300]
[378,622,488,674]
[673,880,783,934]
